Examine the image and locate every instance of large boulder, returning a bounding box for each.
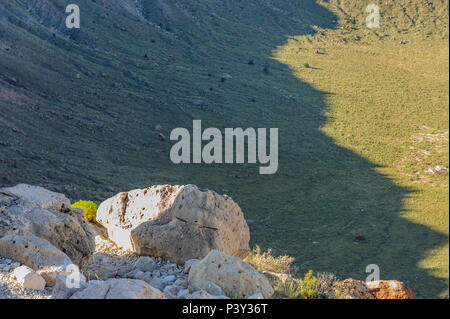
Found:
[69,278,166,299]
[367,280,416,299]
[96,185,250,264]
[0,184,95,270]
[188,250,274,299]
[0,233,80,286]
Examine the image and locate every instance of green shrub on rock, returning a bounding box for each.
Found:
[72,200,98,223]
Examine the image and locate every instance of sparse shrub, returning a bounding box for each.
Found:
[303,62,310,68]
[244,245,295,274]
[72,200,98,223]
[300,270,322,299]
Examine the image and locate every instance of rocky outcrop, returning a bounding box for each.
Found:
[331,279,375,299]
[188,250,274,299]
[0,184,95,270]
[69,278,166,299]
[96,185,250,264]
[0,233,78,286]
[367,280,416,299]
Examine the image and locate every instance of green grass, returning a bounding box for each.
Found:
[0,0,448,298]
[274,0,449,298]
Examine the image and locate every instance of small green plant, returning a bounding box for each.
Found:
[303,62,310,68]
[300,270,322,299]
[72,200,98,223]
[272,278,301,299]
